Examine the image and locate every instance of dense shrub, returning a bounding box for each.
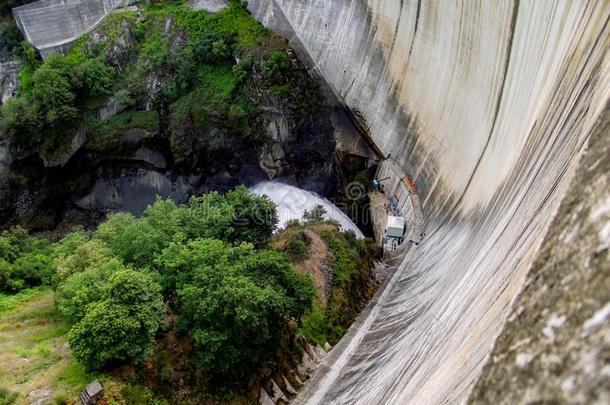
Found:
[242,249,316,318]
[55,258,126,324]
[178,186,277,245]
[179,268,289,378]
[53,239,114,283]
[303,204,326,222]
[30,56,78,122]
[232,57,252,82]
[0,52,115,147]
[284,230,310,261]
[68,270,164,370]
[193,33,227,65]
[225,185,278,245]
[78,58,115,98]
[261,51,289,81]
[0,227,52,293]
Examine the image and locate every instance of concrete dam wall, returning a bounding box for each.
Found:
[13,0,125,58]
[249,1,610,404]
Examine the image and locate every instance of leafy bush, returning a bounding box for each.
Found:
[225,185,278,245]
[303,204,326,222]
[79,58,115,97]
[105,219,172,270]
[232,57,252,82]
[55,258,125,324]
[30,55,78,124]
[193,33,225,64]
[242,249,315,318]
[261,51,289,81]
[211,39,231,60]
[178,185,277,245]
[299,307,327,346]
[68,270,165,370]
[0,227,52,293]
[161,238,315,378]
[53,239,115,283]
[284,230,310,261]
[179,268,288,378]
[154,238,243,295]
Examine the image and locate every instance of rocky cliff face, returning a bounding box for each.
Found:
[0,61,20,104]
[0,8,338,232]
[248,1,610,403]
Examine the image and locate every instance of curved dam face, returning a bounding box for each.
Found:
[249,1,610,404]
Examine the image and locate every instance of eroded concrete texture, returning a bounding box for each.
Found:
[248,1,610,404]
[469,107,610,404]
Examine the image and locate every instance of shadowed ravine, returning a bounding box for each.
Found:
[248,1,610,404]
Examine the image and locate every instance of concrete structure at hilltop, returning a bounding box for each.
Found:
[248,1,609,404]
[12,0,127,58]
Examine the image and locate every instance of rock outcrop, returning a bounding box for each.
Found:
[0,60,20,104]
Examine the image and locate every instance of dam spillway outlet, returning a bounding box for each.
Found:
[248,1,610,404]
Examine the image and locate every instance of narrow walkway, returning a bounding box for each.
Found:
[370,159,425,247]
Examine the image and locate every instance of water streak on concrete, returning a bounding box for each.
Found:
[248,1,610,404]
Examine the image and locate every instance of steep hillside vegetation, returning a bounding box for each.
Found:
[0,1,336,231]
[0,191,379,404]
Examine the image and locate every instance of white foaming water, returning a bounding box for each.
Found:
[250,181,364,239]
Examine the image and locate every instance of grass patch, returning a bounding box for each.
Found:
[85,110,159,150]
[0,287,50,315]
[53,362,100,394]
[0,289,105,404]
[196,64,238,105]
[174,3,269,49]
[105,110,159,131]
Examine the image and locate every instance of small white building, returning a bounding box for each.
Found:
[385,215,405,238]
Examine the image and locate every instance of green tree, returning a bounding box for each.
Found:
[242,250,315,318]
[225,185,278,245]
[79,58,115,98]
[193,33,222,64]
[53,239,115,282]
[0,226,31,262]
[55,258,125,324]
[0,227,52,293]
[94,211,172,269]
[30,55,77,124]
[154,238,252,295]
[143,198,180,238]
[179,268,288,378]
[10,252,53,287]
[68,270,164,370]
[232,57,252,82]
[261,51,289,81]
[104,219,171,270]
[94,212,136,244]
[0,96,43,143]
[211,39,230,60]
[178,192,236,241]
[51,229,89,258]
